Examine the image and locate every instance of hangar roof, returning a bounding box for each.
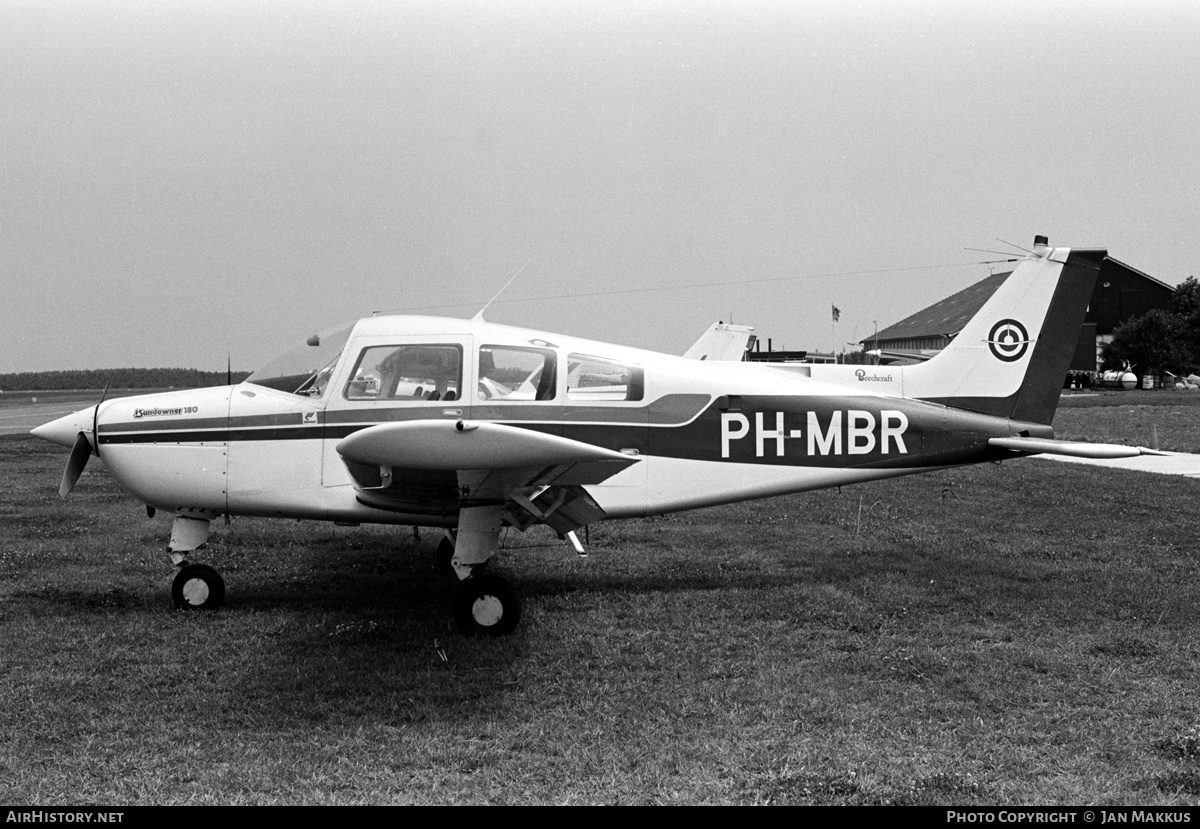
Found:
[869,271,1011,345]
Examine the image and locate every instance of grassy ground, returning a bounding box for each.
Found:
[2,390,1200,804]
[1055,389,1200,453]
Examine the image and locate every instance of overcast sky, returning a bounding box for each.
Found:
[3,0,1198,373]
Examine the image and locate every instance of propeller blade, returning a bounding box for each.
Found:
[59,432,93,499]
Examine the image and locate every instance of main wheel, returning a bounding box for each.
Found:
[172,563,226,610]
[452,573,521,636]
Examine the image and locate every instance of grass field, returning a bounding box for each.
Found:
[2,390,1200,804]
[1056,390,1200,453]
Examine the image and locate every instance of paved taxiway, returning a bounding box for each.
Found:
[1041,450,1200,478]
[0,401,90,436]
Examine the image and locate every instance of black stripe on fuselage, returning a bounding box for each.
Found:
[99,426,327,444]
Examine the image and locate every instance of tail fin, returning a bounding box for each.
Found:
[903,239,1104,425]
[683,321,756,361]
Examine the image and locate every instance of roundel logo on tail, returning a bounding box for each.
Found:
[988,319,1030,362]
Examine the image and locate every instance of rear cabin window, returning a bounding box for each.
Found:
[566,354,644,401]
[344,344,463,401]
[478,346,557,401]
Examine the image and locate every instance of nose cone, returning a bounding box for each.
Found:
[31,406,97,448]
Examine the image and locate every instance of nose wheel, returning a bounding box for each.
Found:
[172,563,226,610]
[452,573,520,636]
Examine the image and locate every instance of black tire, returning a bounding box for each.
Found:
[437,534,456,573]
[172,563,225,610]
[452,574,521,636]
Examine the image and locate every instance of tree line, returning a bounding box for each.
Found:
[1103,276,1200,377]
[0,368,251,392]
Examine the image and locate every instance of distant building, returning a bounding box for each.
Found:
[863,257,1176,371]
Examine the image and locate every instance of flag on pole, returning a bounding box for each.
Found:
[831,305,841,322]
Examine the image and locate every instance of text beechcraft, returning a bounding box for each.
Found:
[33,237,1162,634]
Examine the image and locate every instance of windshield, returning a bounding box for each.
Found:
[246,321,356,396]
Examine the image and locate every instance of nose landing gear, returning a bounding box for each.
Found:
[172,562,226,610]
[167,514,224,610]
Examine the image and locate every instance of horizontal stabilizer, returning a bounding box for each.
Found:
[337,420,639,471]
[988,436,1169,459]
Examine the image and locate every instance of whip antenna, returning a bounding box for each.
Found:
[473,259,533,322]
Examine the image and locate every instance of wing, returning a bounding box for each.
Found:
[988,436,1168,459]
[336,419,639,533]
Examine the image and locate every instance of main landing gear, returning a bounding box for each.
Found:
[441,508,522,636]
[452,572,521,636]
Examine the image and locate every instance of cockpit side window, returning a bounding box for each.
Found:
[344,344,463,402]
[477,345,557,401]
[566,354,644,401]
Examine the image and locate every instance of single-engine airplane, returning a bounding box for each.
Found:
[33,236,1162,634]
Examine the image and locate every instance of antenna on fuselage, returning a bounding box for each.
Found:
[472,259,532,322]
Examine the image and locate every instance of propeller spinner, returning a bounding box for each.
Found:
[31,403,101,498]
